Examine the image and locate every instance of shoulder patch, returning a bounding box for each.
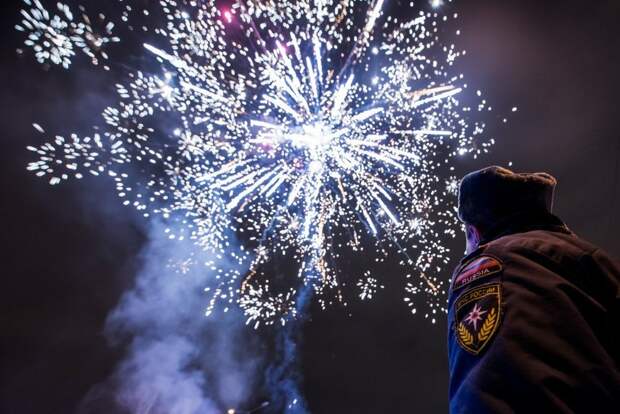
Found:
[454,283,502,355]
[452,255,502,290]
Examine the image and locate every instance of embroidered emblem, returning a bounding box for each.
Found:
[454,283,502,355]
[452,255,503,290]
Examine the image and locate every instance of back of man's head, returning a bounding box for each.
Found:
[458,166,557,237]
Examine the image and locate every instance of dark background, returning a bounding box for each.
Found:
[1,0,619,413]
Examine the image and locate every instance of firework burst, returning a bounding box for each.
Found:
[16,0,119,69]
[23,0,499,325]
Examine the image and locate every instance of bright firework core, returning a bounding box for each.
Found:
[22,0,497,325]
[289,123,333,148]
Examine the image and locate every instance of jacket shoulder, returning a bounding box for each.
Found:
[481,229,597,265]
[481,230,620,305]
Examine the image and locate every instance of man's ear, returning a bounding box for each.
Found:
[465,223,481,254]
[466,224,479,240]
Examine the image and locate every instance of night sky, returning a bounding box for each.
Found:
[2,0,620,413]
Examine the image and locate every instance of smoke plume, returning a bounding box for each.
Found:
[79,221,265,413]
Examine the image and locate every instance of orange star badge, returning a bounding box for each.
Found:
[454,283,502,355]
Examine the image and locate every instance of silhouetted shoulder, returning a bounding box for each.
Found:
[482,228,620,303]
[484,228,599,262]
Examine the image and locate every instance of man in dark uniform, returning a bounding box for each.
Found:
[447,166,620,413]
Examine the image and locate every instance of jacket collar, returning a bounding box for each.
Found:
[478,210,571,246]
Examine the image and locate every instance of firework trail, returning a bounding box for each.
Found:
[21,0,500,324]
[265,283,313,413]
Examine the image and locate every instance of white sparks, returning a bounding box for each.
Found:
[22,0,501,324]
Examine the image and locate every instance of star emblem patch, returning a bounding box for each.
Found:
[454,283,502,355]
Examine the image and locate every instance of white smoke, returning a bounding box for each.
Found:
[79,221,264,413]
